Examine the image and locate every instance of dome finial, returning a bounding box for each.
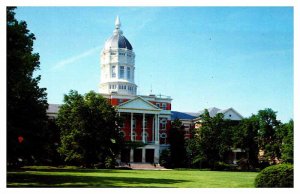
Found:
[115,16,121,30]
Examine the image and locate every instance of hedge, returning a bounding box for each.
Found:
[255,164,293,188]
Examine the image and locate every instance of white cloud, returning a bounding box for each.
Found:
[51,46,101,71]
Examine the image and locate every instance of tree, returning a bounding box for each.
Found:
[257,109,281,164]
[169,119,186,168]
[7,7,48,165]
[57,90,123,168]
[232,115,259,168]
[187,109,232,169]
[277,119,293,163]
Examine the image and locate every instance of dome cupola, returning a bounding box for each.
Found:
[104,16,133,50]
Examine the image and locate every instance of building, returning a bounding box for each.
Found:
[98,16,172,164]
[171,107,243,135]
[47,17,244,165]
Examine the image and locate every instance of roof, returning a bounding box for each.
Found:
[171,111,199,120]
[196,107,243,120]
[104,16,133,51]
[104,34,133,50]
[198,107,221,117]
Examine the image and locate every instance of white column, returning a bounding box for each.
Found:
[154,146,160,163]
[155,114,160,144]
[142,148,146,163]
[152,115,155,142]
[233,152,237,164]
[130,113,133,141]
[130,149,134,163]
[142,113,145,143]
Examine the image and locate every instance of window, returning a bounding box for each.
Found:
[132,132,137,141]
[127,67,131,80]
[132,118,136,129]
[120,131,126,138]
[156,103,160,108]
[161,119,167,130]
[142,132,148,143]
[160,133,167,144]
[144,118,148,129]
[111,66,116,78]
[111,52,116,55]
[119,66,125,79]
[162,103,167,110]
[118,99,123,104]
[119,120,124,128]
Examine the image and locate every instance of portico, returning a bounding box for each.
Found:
[117,96,161,163]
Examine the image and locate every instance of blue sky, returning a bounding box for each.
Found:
[14,7,293,122]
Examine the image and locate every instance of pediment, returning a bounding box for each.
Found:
[117,96,160,113]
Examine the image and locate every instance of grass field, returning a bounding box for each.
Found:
[7,166,258,188]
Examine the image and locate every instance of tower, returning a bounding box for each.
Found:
[99,16,137,95]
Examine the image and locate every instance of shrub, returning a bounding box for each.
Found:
[213,161,231,171]
[255,164,293,188]
[159,149,171,168]
[104,156,116,169]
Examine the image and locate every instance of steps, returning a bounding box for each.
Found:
[130,163,166,170]
[117,163,167,170]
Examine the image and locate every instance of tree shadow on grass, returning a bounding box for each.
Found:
[7,172,188,188]
[17,167,131,174]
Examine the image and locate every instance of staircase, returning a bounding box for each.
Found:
[129,163,167,170]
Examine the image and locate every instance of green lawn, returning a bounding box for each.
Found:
[7,166,258,188]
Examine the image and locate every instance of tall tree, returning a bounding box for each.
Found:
[57,90,123,168]
[277,119,293,163]
[257,108,281,164]
[7,7,48,165]
[187,109,232,169]
[232,115,260,168]
[169,119,186,168]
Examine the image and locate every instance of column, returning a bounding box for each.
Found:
[154,146,159,163]
[142,113,145,143]
[152,115,155,142]
[130,149,134,163]
[130,113,133,141]
[142,148,146,163]
[233,151,237,164]
[155,114,160,144]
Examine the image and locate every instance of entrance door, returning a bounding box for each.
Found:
[133,149,142,162]
[121,149,130,163]
[146,149,154,163]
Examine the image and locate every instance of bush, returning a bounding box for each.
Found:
[159,149,171,168]
[255,164,293,188]
[104,156,116,169]
[213,161,231,171]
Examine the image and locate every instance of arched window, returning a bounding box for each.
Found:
[160,118,167,130]
[119,66,125,79]
[120,131,126,138]
[127,67,131,80]
[111,66,116,78]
